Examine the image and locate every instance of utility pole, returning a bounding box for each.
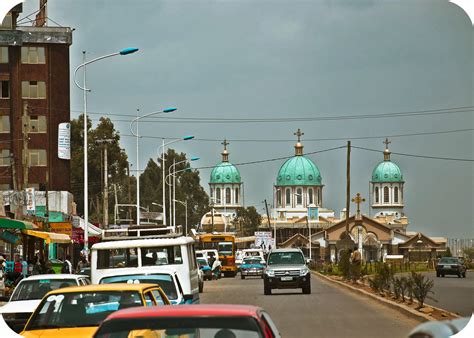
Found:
[96,138,114,227]
[264,199,273,245]
[345,140,351,237]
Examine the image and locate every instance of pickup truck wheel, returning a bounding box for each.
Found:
[436,272,440,277]
[462,272,466,278]
[241,274,245,279]
[458,273,462,278]
[264,284,271,295]
[302,282,311,294]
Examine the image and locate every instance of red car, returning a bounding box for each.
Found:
[94,304,281,338]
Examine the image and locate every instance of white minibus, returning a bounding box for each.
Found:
[91,237,199,303]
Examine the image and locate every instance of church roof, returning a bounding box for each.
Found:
[210,162,241,184]
[371,138,404,183]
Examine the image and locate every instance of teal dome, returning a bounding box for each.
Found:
[210,162,241,184]
[372,161,403,182]
[276,156,322,186]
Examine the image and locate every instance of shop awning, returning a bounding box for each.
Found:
[0,218,36,230]
[21,229,71,244]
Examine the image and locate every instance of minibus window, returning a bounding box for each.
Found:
[141,246,183,266]
[97,248,138,269]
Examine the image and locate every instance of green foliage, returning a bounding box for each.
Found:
[410,271,435,309]
[399,276,408,302]
[392,276,402,300]
[338,250,351,280]
[368,263,393,296]
[442,247,453,257]
[462,247,474,259]
[233,207,262,236]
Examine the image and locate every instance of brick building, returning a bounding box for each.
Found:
[0,4,72,192]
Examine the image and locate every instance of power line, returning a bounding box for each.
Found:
[120,128,474,143]
[352,145,474,162]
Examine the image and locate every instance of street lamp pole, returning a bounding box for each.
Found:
[73,47,139,255]
[174,199,188,235]
[129,107,177,225]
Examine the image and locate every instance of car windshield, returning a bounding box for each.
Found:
[11,279,77,301]
[95,316,263,338]
[26,291,143,330]
[439,258,459,264]
[243,258,261,265]
[267,252,305,265]
[100,274,179,300]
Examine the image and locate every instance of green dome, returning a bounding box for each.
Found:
[276,156,322,186]
[210,162,241,184]
[372,161,403,182]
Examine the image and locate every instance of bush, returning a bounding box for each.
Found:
[338,249,351,280]
[410,271,435,309]
[399,276,408,302]
[392,276,402,300]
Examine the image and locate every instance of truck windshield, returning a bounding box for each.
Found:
[268,252,304,265]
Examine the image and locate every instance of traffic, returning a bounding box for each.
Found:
[0,227,283,337]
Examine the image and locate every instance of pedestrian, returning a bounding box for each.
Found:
[211,257,222,280]
[61,255,73,274]
[350,246,362,282]
[76,254,89,273]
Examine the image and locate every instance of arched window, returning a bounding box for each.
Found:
[394,187,399,203]
[210,188,214,199]
[216,188,221,204]
[375,187,379,203]
[285,188,291,206]
[225,188,231,204]
[296,188,303,206]
[383,187,389,203]
[277,189,282,207]
[235,188,239,204]
[308,188,314,205]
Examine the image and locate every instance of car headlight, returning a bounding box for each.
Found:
[300,268,309,276]
[266,269,275,277]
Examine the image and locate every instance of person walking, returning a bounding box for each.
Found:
[76,255,89,274]
[61,255,73,274]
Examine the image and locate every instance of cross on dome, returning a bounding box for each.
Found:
[383,138,391,150]
[222,139,229,150]
[221,139,230,162]
[383,138,392,161]
[294,128,304,142]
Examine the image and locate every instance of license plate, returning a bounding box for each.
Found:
[281,276,293,281]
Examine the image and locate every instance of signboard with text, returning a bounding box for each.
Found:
[254,231,275,252]
[58,122,71,160]
[49,222,72,235]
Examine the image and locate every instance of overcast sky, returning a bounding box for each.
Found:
[22,0,473,238]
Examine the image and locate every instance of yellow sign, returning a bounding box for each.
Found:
[49,222,72,235]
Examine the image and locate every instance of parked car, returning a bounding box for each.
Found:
[435,257,467,278]
[197,257,212,281]
[20,283,170,337]
[408,316,470,338]
[264,248,311,295]
[241,257,265,279]
[94,304,281,338]
[98,268,189,305]
[242,248,266,265]
[0,274,90,333]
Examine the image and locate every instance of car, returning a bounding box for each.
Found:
[241,257,265,279]
[435,257,467,278]
[263,248,311,295]
[0,274,90,333]
[93,304,281,338]
[197,257,212,281]
[20,283,170,337]
[98,268,189,305]
[407,316,470,338]
[242,248,266,265]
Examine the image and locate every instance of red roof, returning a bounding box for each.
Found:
[106,304,262,321]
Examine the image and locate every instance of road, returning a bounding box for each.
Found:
[201,273,420,338]
[422,271,474,316]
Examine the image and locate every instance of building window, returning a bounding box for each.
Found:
[383,187,389,203]
[0,116,10,133]
[296,188,302,206]
[225,187,231,204]
[1,81,9,98]
[28,115,47,133]
[215,188,221,204]
[210,188,214,199]
[235,188,239,205]
[277,189,281,207]
[0,47,8,63]
[28,149,47,166]
[0,149,10,166]
[308,188,314,205]
[21,81,46,99]
[21,47,46,64]
[394,187,399,203]
[375,187,379,203]
[285,188,291,206]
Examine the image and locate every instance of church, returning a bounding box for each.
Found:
[200,129,447,262]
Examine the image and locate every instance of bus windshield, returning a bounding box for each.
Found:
[218,242,233,256]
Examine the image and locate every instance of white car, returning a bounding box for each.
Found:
[0,274,90,333]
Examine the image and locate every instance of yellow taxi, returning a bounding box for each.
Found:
[21,283,170,338]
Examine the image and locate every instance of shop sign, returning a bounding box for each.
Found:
[49,222,72,235]
[0,230,19,244]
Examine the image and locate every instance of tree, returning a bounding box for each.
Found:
[70,115,131,223]
[234,207,262,236]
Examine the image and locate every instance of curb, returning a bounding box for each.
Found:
[311,271,459,323]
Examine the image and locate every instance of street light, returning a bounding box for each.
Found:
[158,135,194,226]
[130,107,177,225]
[173,199,188,235]
[73,47,139,256]
[167,157,199,231]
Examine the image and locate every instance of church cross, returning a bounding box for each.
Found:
[222,139,229,150]
[294,128,304,142]
[383,138,391,150]
[351,193,366,220]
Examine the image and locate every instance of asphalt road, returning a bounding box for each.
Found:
[201,273,420,338]
[422,271,474,316]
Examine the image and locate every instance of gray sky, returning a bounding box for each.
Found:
[22,0,473,238]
